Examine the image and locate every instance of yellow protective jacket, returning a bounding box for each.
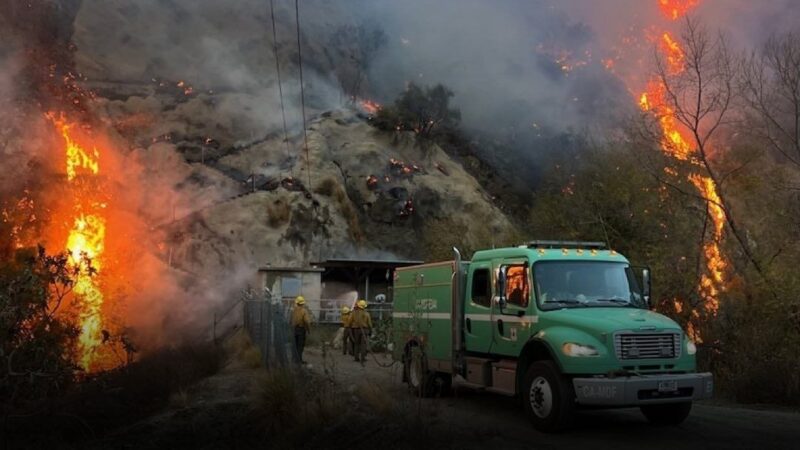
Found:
[342,312,353,328]
[350,308,372,329]
[291,306,312,330]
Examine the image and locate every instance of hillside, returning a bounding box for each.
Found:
[68,0,518,274]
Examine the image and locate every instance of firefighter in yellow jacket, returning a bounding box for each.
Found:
[290,296,312,364]
[341,306,353,356]
[350,299,372,364]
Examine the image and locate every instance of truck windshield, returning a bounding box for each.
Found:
[533,261,645,310]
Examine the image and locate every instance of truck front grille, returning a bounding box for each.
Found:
[614,332,681,360]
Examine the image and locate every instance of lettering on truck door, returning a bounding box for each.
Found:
[464,264,492,354]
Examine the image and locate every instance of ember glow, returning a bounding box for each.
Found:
[658,0,700,21]
[49,114,121,372]
[359,99,381,115]
[637,0,727,328]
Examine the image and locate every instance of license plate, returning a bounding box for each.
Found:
[658,380,678,392]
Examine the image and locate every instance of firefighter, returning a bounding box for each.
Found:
[290,295,312,364]
[350,299,373,364]
[341,305,353,356]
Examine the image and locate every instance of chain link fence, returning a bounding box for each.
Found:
[241,288,296,368]
[220,288,396,367]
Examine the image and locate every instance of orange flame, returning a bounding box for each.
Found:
[638,0,725,321]
[49,114,118,372]
[660,32,685,74]
[658,0,700,21]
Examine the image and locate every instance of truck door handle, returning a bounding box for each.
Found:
[497,319,504,335]
[466,318,472,333]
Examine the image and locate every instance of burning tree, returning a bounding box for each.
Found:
[635,17,770,339]
[374,83,461,145]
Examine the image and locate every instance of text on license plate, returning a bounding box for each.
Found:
[658,380,678,392]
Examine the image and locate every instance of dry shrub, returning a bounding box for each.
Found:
[266,198,291,228]
[707,285,800,405]
[308,174,366,242]
[314,176,338,196]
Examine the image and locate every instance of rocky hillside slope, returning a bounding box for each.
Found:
[70,0,519,274]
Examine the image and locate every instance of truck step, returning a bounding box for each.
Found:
[464,357,492,386]
[490,360,517,395]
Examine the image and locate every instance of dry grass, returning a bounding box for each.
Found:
[355,383,393,416]
[224,330,264,369]
[250,367,344,446]
[332,186,364,241]
[254,369,300,432]
[168,387,191,409]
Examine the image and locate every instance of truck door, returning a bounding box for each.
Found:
[463,263,493,354]
[492,260,531,356]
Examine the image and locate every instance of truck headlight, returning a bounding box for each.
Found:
[686,340,697,355]
[562,342,599,357]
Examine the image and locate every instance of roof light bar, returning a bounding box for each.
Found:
[522,240,607,250]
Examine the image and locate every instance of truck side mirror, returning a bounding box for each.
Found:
[642,268,651,307]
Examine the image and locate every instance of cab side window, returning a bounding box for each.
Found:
[505,265,530,307]
[471,269,491,307]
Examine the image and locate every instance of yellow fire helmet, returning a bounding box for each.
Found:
[341,306,351,315]
[356,299,367,309]
[295,295,306,306]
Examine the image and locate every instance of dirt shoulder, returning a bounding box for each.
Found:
[35,340,797,450]
[304,345,800,450]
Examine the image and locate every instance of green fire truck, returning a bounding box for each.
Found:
[391,241,713,432]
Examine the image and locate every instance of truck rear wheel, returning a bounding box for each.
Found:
[640,402,692,425]
[405,346,435,397]
[522,361,575,433]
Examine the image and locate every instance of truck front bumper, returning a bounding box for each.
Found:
[573,372,713,406]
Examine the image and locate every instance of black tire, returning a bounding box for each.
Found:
[405,345,435,397]
[433,372,453,397]
[640,402,692,425]
[521,361,576,433]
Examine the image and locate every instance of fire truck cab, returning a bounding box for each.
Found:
[391,241,713,432]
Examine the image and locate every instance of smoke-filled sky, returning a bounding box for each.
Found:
[64,0,800,145]
[349,0,800,138]
[3,0,799,352]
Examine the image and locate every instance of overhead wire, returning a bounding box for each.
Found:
[294,0,312,189]
[268,0,293,178]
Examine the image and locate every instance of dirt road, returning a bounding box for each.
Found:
[306,346,800,450]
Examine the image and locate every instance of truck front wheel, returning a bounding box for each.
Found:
[640,402,692,425]
[522,361,575,433]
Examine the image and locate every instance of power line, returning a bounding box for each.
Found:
[269,0,293,178]
[294,0,312,189]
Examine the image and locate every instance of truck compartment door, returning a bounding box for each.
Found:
[464,265,493,354]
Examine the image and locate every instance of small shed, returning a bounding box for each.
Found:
[257,266,324,318]
[311,258,423,322]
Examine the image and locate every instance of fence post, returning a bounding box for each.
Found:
[266,300,273,368]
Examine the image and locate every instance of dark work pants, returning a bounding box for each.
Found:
[343,328,353,355]
[353,328,368,362]
[294,327,307,363]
